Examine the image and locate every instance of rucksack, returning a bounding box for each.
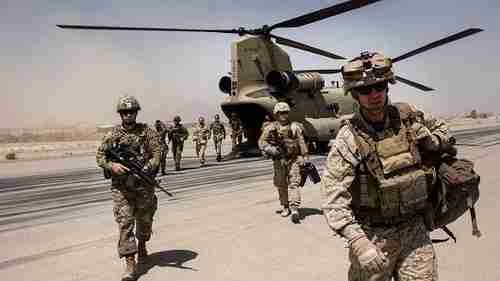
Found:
[425,156,481,242]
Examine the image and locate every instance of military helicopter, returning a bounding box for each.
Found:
[57,0,482,156]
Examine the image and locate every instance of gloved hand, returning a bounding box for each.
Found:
[411,122,432,140]
[350,236,388,275]
[263,145,281,157]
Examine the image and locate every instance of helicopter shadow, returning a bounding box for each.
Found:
[136,249,199,279]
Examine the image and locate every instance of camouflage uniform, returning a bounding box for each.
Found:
[168,119,189,171]
[96,123,161,258]
[210,116,226,162]
[229,113,243,150]
[259,112,309,221]
[322,105,448,281]
[155,120,169,175]
[193,119,211,166]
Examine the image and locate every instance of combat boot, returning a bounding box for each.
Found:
[291,207,300,224]
[280,207,291,217]
[175,163,181,171]
[216,154,222,162]
[137,240,148,264]
[121,255,137,281]
[161,169,167,176]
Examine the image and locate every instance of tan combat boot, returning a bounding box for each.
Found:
[280,207,291,217]
[121,255,137,281]
[137,240,148,264]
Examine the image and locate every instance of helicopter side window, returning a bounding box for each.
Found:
[327,103,340,116]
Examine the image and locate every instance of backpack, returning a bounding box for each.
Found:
[426,156,481,242]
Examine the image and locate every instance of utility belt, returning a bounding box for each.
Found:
[358,209,423,227]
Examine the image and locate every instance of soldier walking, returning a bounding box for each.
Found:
[229,112,243,150]
[321,52,451,281]
[168,116,189,171]
[259,102,309,223]
[154,120,169,175]
[192,116,211,166]
[209,114,226,162]
[96,96,161,281]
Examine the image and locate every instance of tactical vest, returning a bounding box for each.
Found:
[269,121,302,158]
[108,124,150,186]
[347,105,430,225]
[211,122,225,140]
[170,125,186,143]
[195,125,210,144]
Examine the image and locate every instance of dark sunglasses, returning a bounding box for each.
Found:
[119,110,137,115]
[353,81,388,96]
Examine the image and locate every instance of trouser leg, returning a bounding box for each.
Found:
[200,143,207,164]
[287,160,302,208]
[135,186,158,242]
[111,188,137,258]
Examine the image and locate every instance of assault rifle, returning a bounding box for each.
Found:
[299,162,321,187]
[104,144,173,197]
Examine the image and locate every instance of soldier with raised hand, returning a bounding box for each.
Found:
[168,115,189,171]
[321,52,450,281]
[192,116,211,166]
[96,95,161,281]
[229,112,243,150]
[259,102,309,223]
[154,120,169,175]
[210,114,226,162]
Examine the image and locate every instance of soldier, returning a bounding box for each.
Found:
[209,114,226,162]
[192,116,211,166]
[154,120,169,176]
[321,52,451,281]
[229,112,243,150]
[261,114,273,131]
[259,102,309,223]
[168,115,189,171]
[96,95,161,281]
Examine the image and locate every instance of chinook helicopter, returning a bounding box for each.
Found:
[57,0,482,156]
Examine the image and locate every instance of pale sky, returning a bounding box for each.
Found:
[2,0,499,128]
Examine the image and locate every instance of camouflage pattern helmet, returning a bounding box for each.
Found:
[214,114,220,120]
[173,115,181,122]
[273,102,291,114]
[199,116,205,123]
[116,95,141,112]
[342,52,396,95]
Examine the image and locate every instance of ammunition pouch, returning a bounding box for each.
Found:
[378,169,428,218]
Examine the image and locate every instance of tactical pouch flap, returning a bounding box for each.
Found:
[378,169,428,217]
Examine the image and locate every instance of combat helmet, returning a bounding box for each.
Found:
[273,102,291,114]
[173,115,181,122]
[116,95,141,112]
[342,52,396,96]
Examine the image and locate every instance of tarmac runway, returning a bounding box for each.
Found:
[1,125,500,281]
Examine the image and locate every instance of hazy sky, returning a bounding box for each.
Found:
[2,0,499,128]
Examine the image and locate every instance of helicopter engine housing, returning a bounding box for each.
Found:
[266,71,325,92]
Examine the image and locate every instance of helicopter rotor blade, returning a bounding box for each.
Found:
[56,24,241,34]
[294,69,342,74]
[272,34,346,60]
[270,0,382,30]
[395,75,434,92]
[392,28,483,63]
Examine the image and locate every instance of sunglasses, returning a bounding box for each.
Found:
[353,81,388,96]
[119,110,137,115]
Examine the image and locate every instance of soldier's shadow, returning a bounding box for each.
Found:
[299,207,323,220]
[136,249,199,279]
